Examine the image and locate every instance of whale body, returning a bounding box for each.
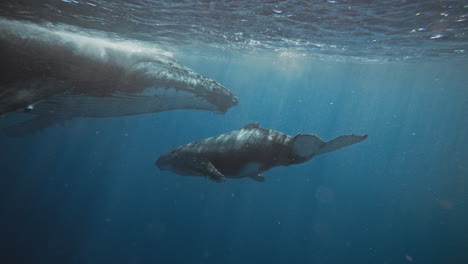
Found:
[0,19,238,136]
[156,123,368,182]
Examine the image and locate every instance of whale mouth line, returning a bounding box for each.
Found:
[19,87,222,118]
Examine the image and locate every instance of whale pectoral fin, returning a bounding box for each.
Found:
[196,160,225,182]
[291,134,325,158]
[249,174,265,182]
[317,134,368,155]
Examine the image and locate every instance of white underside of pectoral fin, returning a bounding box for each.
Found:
[291,134,325,158]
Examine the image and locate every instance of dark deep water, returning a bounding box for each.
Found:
[1,1,468,264]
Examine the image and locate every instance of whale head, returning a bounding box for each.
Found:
[125,61,238,114]
[155,153,173,171]
[155,152,195,176]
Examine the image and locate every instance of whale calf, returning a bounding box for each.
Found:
[156,123,367,182]
[0,19,238,136]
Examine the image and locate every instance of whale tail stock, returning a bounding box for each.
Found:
[291,133,368,158]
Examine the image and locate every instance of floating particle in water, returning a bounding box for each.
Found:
[439,199,455,210]
[411,132,416,136]
[313,222,329,235]
[203,250,212,258]
[405,255,413,262]
[315,186,335,203]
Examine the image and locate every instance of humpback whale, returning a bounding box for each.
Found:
[0,19,238,136]
[156,123,367,182]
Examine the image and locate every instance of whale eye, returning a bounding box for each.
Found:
[23,104,34,112]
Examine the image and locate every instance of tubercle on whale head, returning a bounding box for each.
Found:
[155,152,196,176]
[205,81,239,113]
[129,62,239,113]
[214,95,238,114]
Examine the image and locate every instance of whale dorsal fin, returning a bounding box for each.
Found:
[317,134,368,155]
[291,134,325,158]
[242,122,260,129]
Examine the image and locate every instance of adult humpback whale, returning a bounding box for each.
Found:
[156,123,367,182]
[0,19,238,136]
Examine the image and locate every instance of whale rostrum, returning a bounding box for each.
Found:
[156,122,368,182]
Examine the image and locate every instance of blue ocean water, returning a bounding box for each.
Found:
[1,1,468,264]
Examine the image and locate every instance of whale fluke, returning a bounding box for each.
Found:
[291,133,368,158]
[3,115,63,137]
[317,134,368,155]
